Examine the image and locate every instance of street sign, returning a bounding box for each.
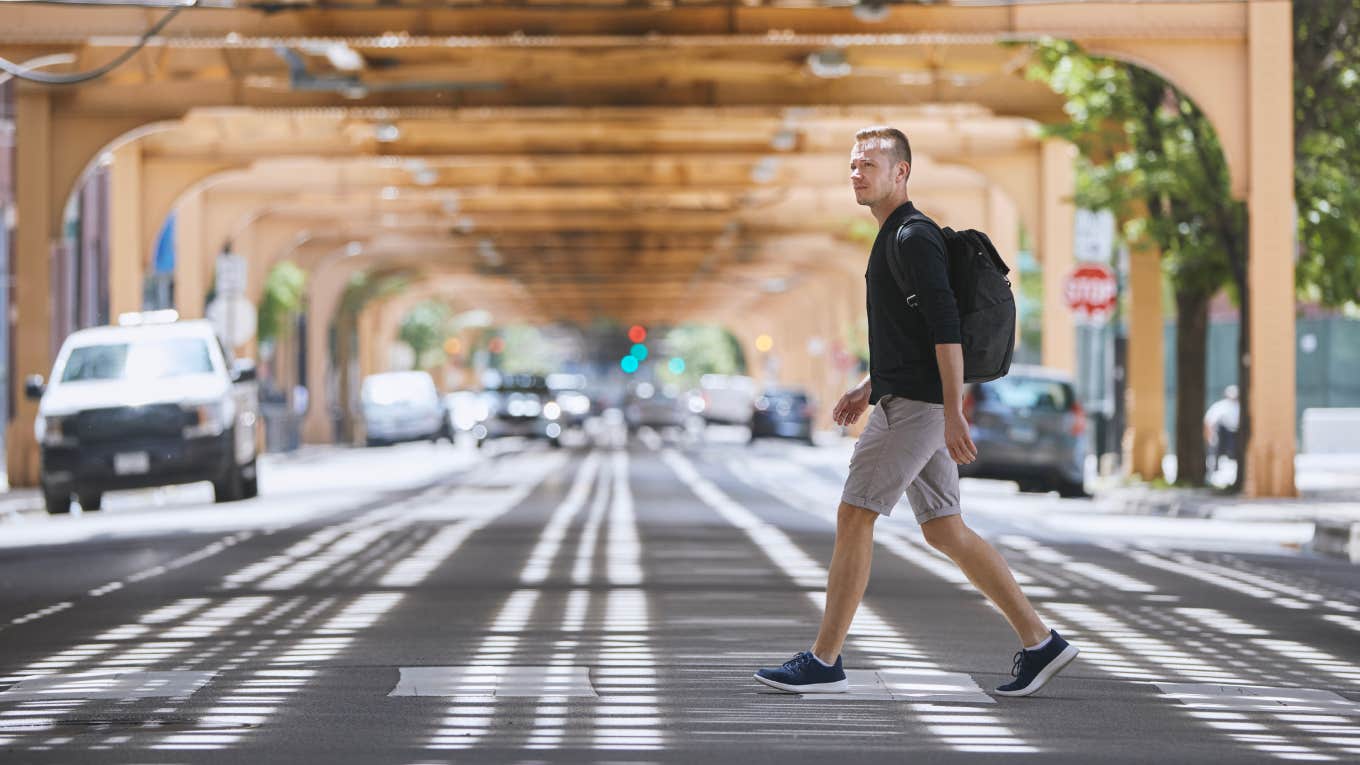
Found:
[215,252,247,298]
[1064,263,1118,323]
[1074,208,1116,263]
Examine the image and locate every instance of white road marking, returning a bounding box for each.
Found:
[390,666,596,697]
[1156,683,1360,715]
[0,670,216,702]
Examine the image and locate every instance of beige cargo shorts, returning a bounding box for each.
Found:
[840,394,962,524]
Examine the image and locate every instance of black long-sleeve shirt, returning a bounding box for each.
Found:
[865,202,961,405]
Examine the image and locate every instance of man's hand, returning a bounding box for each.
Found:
[944,410,978,465]
[832,383,872,427]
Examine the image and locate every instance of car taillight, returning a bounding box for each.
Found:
[962,389,976,424]
[1069,400,1087,437]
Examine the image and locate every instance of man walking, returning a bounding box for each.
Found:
[754,127,1078,697]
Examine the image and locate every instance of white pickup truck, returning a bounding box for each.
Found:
[24,314,260,514]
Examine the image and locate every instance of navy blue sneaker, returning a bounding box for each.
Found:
[753,651,849,693]
[995,630,1079,697]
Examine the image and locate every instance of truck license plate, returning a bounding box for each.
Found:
[114,452,150,475]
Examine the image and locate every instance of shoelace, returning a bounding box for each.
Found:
[1010,650,1027,678]
[783,652,817,672]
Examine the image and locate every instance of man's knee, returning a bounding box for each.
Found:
[837,501,880,528]
[921,515,970,554]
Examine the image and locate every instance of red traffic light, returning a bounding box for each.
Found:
[628,325,647,344]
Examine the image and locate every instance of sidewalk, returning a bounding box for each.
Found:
[1092,453,1360,562]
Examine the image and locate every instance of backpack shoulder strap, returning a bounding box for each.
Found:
[887,211,943,308]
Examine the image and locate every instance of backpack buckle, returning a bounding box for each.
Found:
[905,293,920,309]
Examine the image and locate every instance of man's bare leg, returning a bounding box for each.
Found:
[810,502,880,662]
[921,515,1049,646]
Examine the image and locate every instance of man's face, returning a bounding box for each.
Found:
[849,141,906,206]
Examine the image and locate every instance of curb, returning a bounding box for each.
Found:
[1311,519,1360,564]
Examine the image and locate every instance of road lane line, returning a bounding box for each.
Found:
[570,456,612,584]
[520,451,602,585]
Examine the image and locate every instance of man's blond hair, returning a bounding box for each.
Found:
[854,126,912,170]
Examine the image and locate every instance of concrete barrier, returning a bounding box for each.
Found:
[1311,519,1360,564]
[1302,408,1360,454]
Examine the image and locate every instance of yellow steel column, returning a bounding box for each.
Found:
[5,89,52,488]
[986,185,1024,347]
[108,142,144,318]
[1244,0,1297,497]
[1125,239,1166,480]
[301,262,347,444]
[1040,139,1077,375]
[172,191,206,319]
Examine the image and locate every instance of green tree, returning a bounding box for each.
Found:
[257,261,307,345]
[398,300,452,370]
[1294,0,1360,309]
[661,324,745,384]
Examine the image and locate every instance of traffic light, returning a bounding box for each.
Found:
[630,343,649,361]
[620,356,640,374]
[628,325,647,344]
[668,357,686,375]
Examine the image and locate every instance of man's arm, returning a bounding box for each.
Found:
[832,374,873,427]
[935,343,977,465]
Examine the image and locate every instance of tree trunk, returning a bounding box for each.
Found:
[1174,288,1210,486]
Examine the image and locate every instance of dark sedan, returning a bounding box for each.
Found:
[749,388,815,445]
[958,366,1089,497]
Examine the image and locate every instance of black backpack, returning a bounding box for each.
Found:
[887,215,1016,383]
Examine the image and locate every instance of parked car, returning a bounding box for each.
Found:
[697,374,756,425]
[957,365,1089,497]
[24,314,260,514]
[360,371,446,447]
[750,387,816,445]
[473,375,562,448]
[624,382,688,433]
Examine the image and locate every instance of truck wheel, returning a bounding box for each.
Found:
[241,459,259,499]
[78,491,103,512]
[43,487,71,515]
[213,462,244,503]
[1056,479,1089,499]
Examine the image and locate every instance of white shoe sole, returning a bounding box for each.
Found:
[753,673,849,694]
[994,644,1079,697]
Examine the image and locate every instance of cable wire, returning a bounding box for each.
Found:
[0,3,193,86]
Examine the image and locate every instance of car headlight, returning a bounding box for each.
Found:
[183,400,233,438]
[36,415,73,446]
[543,402,561,421]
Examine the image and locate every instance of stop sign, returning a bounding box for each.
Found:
[1064,263,1118,322]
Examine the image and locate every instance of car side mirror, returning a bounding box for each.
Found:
[24,375,46,400]
[231,360,257,383]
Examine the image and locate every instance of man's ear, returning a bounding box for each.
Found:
[899,161,911,184]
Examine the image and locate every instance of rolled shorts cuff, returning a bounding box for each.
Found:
[839,491,898,517]
[915,504,963,524]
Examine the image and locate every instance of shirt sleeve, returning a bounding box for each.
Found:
[894,222,962,345]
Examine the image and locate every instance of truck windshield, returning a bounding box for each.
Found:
[61,338,215,383]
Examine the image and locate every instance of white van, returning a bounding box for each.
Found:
[697,374,757,425]
[360,371,446,447]
[24,316,260,514]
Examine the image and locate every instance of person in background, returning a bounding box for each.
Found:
[1204,384,1240,471]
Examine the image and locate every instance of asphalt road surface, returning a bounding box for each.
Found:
[0,433,1357,764]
